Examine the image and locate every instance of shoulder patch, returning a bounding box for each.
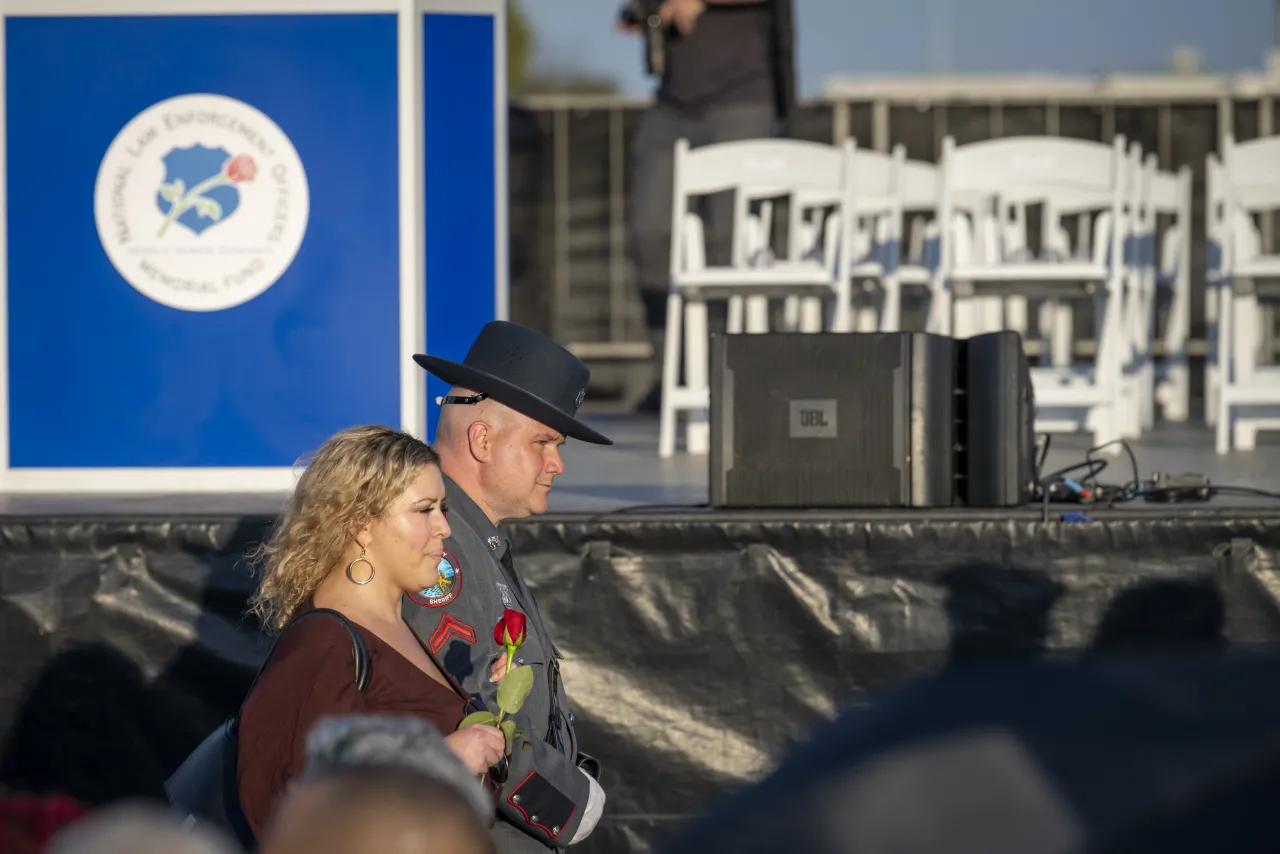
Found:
[428,613,477,655]
[408,549,463,608]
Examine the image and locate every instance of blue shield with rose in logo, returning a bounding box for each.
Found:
[155,144,241,237]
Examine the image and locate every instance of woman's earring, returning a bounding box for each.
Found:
[346,547,375,585]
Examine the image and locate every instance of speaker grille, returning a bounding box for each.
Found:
[716,334,910,507]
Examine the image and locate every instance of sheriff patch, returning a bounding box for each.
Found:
[409,549,462,608]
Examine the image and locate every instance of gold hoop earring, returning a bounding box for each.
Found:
[346,548,375,585]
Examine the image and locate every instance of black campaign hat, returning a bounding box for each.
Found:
[413,321,612,445]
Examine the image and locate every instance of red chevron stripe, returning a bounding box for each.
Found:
[428,614,477,655]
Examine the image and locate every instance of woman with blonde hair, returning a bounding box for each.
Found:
[235,425,505,837]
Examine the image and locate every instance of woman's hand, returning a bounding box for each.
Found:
[445,725,506,775]
[490,655,511,684]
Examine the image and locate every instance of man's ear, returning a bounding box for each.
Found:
[466,419,494,463]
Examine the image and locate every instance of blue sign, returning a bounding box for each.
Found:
[423,12,499,443]
[6,14,400,469]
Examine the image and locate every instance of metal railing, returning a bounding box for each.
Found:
[508,70,1280,367]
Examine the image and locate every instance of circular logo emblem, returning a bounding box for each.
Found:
[93,93,310,312]
[409,549,463,608]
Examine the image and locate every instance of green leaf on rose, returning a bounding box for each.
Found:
[194,196,223,220]
[496,664,534,715]
[500,719,518,754]
[457,710,497,729]
[159,180,185,203]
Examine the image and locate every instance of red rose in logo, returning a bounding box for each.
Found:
[224,154,257,183]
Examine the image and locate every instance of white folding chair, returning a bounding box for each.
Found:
[731,142,871,337]
[1214,134,1280,453]
[730,197,783,336]
[749,146,943,336]
[1205,153,1226,426]
[849,145,908,332]
[658,137,854,458]
[779,143,907,334]
[1116,141,1153,438]
[896,158,945,332]
[1137,155,1193,425]
[932,134,1134,448]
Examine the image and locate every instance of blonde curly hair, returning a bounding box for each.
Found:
[248,425,441,632]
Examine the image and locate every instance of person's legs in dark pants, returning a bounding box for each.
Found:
[627,101,776,413]
[699,102,778,268]
[628,103,695,412]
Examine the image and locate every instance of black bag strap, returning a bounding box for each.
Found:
[232,608,372,732]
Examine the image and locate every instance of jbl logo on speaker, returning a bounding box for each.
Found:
[788,399,837,438]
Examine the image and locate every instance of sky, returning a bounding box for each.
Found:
[527,0,1277,97]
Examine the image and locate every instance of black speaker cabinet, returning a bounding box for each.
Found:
[708,330,1036,509]
[961,330,1038,508]
[709,331,956,508]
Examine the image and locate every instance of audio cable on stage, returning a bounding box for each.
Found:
[1034,436,1280,522]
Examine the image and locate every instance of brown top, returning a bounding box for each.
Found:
[236,608,468,837]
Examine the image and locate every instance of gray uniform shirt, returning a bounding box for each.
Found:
[402,474,590,849]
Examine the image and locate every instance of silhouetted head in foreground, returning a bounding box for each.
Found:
[258,714,494,854]
[47,801,235,854]
[660,652,1280,854]
[262,765,494,854]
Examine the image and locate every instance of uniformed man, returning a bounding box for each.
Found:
[406,321,612,853]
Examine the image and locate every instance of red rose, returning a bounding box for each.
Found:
[494,609,527,647]
[225,154,257,183]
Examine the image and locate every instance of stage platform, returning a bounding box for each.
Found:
[4,417,1280,854]
[0,414,1278,519]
